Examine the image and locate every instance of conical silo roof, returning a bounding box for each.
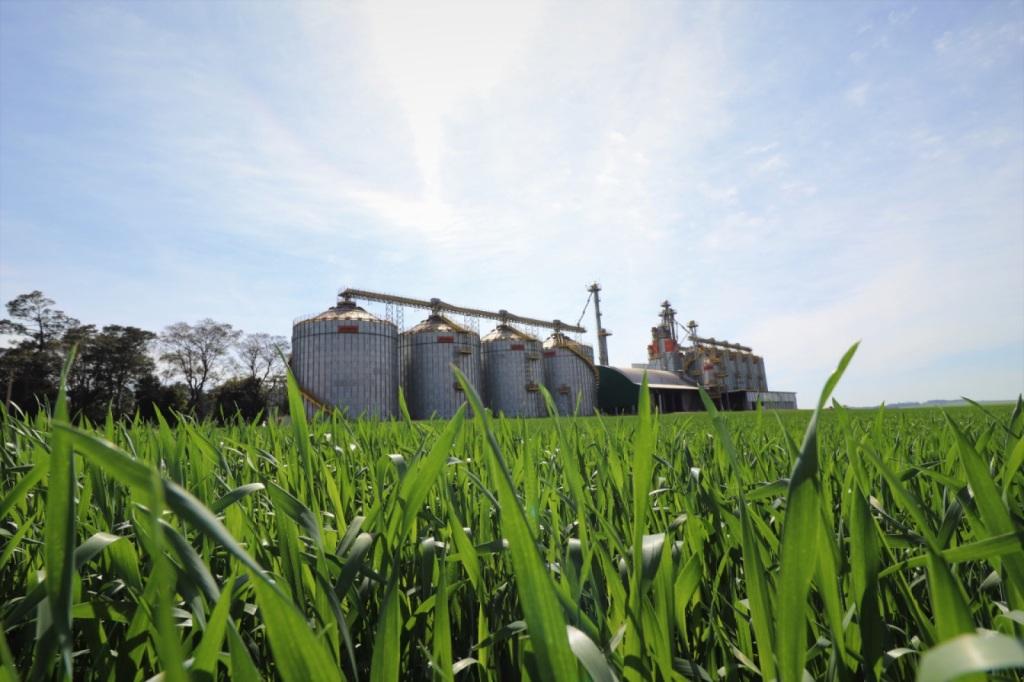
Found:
[305,300,392,325]
[482,324,538,343]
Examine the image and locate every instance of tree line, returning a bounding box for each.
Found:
[0,290,289,423]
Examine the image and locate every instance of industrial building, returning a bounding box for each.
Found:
[624,300,798,412]
[597,367,701,413]
[290,285,795,419]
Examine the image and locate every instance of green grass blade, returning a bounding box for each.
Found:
[625,372,655,681]
[0,460,48,523]
[776,342,857,682]
[44,346,77,678]
[227,624,262,682]
[53,424,273,587]
[567,625,616,682]
[916,632,1024,682]
[283,354,316,500]
[0,520,34,571]
[699,387,775,681]
[445,498,481,592]
[879,530,1024,577]
[252,574,343,682]
[138,464,188,682]
[1004,434,1024,498]
[399,404,465,536]
[452,365,577,681]
[210,482,265,514]
[191,575,236,679]
[0,623,18,682]
[370,578,401,682]
[924,547,975,642]
[849,490,884,680]
[943,412,1024,602]
[266,480,322,547]
[160,519,220,604]
[432,559,453,682]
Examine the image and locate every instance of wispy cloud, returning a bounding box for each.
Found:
[752,154,788,174]
[744,142,779,155]
[933,19,1024,67]
[696,182,739,203]
[844,82,871,107]
[780,181,818,198]
[888,7,917,26]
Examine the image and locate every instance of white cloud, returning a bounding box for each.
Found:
[696,182,739,203]
[934,31,953,53]
[780,181,818,198]
[752,154,787,174]
[360,1,546,195]
[909,129,946,160]
[888,8,916,26]
[845,82,871,107]
[745,141,779,155]
[701,211,768,250]
[932,20,1024,68]
[746,255,1023,404]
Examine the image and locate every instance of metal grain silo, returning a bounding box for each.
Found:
[541,332,597,416]
[481,324,544,418]
[403,315,481,419]
[291,298,398,419]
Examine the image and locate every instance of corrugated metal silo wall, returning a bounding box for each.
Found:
[399,335,411,408]
[754,356,768,391]
[542,348,597,416]
[581,344,595,363]
[740,354,753,388]
[407,330,482,419]
[661,347,683,372]
[291,318,398,419]
[482,338,545,417]
[721,353,768,391]
[725,352,739,391]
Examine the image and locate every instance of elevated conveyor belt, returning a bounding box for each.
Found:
[339,287,586,334]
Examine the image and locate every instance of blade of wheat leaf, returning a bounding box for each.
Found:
[45,347,77,678]
[776,342,857,682]
[452,365,578,681]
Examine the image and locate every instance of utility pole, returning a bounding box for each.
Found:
[588,282,611,366]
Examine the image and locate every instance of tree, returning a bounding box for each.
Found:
[0,290,79,353]
[211,376,266,423]
[64,324,99,409]
[237,333,289,388]
[159,319,242,413]
[0,291,80,412]
[0,345,55,412]
[70,326,157,421]
[134,375,187,424]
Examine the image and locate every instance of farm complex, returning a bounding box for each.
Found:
[291,284,797,419]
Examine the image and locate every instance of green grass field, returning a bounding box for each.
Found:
[2,348,1023,681]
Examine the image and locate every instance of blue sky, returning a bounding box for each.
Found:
[1,1,1021,406]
